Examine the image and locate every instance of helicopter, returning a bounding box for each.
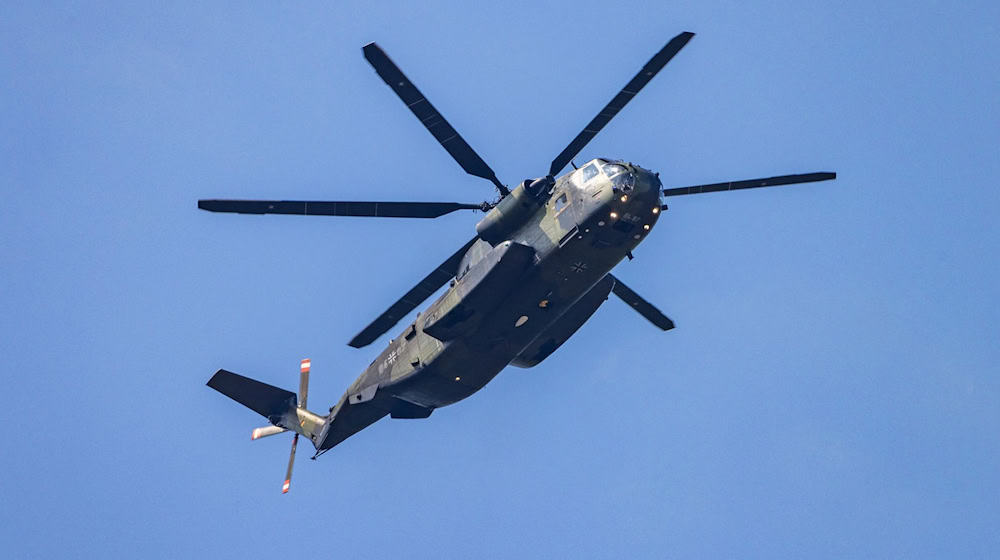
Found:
[201,31,836,493]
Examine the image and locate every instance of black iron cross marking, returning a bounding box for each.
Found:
[570,261,588,273]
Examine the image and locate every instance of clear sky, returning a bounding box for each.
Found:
[2,1,998,558]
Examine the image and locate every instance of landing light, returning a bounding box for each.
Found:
[609,212,618,219]
[455,376,461,381]
[643,224,650,231]
[620,195,628,202]
[652,207,659,214]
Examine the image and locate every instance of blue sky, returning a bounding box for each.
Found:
[2,1,998,557]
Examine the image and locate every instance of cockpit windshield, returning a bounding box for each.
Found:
[572,160,629,190]
[612,171,636,192]
[602,163,626,178]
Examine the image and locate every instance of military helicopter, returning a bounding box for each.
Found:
[201,31,835,492]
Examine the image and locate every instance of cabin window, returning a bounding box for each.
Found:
[580,163,599,183]
[554,192,568,212]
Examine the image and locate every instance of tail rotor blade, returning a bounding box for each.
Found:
[251,426,287,440]
[298,359,310,410]
[282,433,298,494]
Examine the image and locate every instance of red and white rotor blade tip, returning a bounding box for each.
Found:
[282,433,298,494]
[298,358,311,409]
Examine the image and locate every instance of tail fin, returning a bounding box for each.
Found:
[207,369,297,420]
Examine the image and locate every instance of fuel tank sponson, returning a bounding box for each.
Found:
[422,241,535,341]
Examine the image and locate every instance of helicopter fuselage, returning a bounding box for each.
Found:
[204,32,836,491]
[315,159,663,451]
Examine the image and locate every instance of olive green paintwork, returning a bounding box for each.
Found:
[310,160,662,452]
[203,32,838,489]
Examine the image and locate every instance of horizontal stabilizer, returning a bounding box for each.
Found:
[207,369,296,419]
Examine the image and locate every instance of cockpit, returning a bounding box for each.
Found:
[600,160,636,192]
[600,161,626,178]
[572,159,636,192]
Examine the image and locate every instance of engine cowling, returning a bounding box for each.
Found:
[475,177,552,244]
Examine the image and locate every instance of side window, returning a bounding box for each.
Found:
[581,163,599,183]
[554,192,568,212]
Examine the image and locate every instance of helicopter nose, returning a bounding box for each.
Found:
[602,168,663,234]
[633,168,661,195]
[612,167,659,197]
[615,168,661,204]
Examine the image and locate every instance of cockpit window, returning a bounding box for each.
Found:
[580,163,599,183]
[602,163,626,177]
[612,171,636,192]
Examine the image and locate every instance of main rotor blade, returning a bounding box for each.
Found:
[549,32,695,177]
[609,274,675,331]
[198,200,483,218]
[282,433,298,494]
[661,172,836,197]
[363,43,509,196]
[350,236,479,348]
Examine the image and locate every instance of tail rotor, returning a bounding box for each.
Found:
[279,359,310,494]
[208,358,323,494]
